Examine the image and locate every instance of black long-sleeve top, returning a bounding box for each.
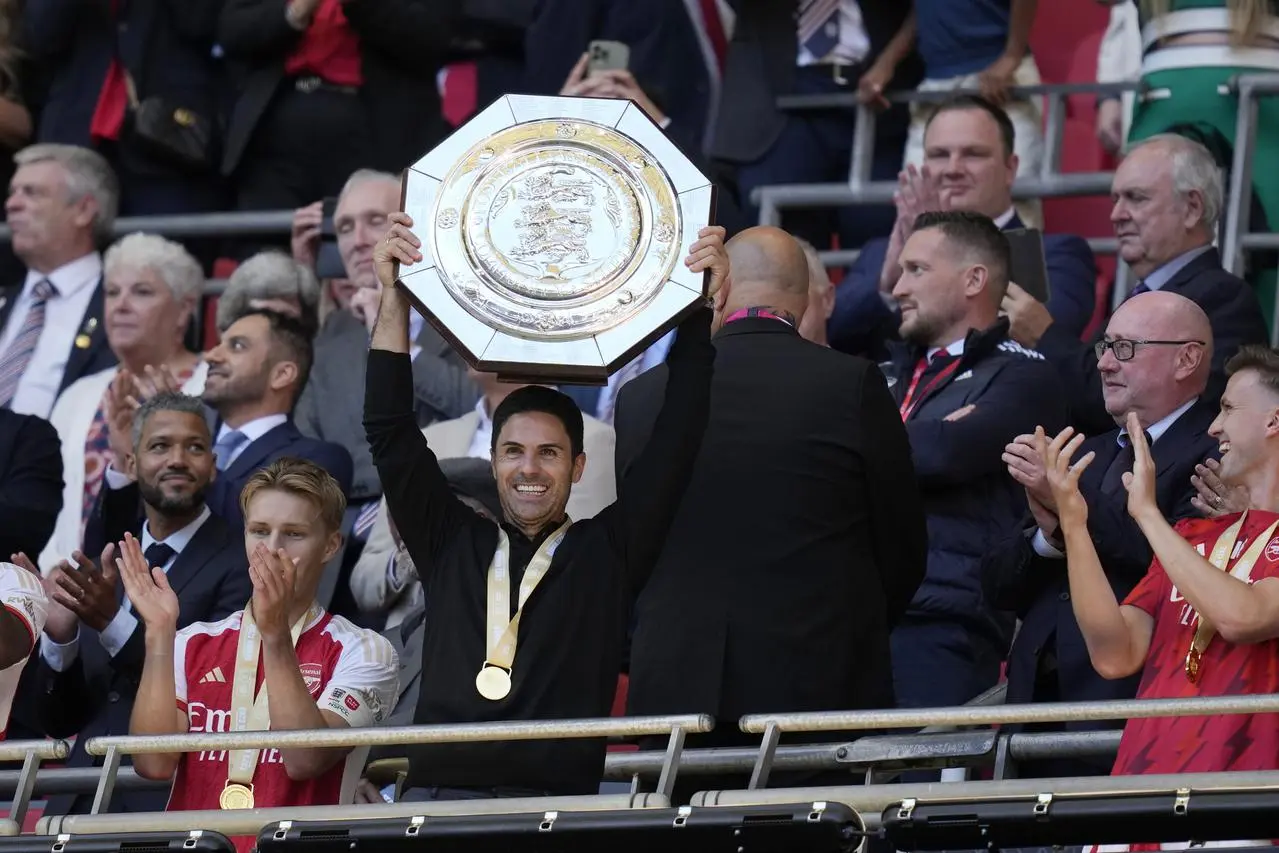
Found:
[364,308,715,794]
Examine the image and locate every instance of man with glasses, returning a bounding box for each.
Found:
[1004,133,1267,436]
[989,289,1220,778]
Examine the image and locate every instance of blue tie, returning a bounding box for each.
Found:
[1127,282,1150,300]
[214,429,248,472]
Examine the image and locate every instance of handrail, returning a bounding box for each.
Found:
[0,740,68,762]
[86,714,713,756]
[777,80,1140,112]
[739,693,1279,734]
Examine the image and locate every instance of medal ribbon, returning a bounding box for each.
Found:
[225,604,314,789]
[483,520,572,675]
[1186,511,1279,679]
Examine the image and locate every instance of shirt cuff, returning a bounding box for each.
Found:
[99,608,138,658]
[104,466,133,490]
[1032,528,1066,559]
[40,630,81,672]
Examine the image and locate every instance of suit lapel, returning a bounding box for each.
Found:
[1163,248,1222,295]
[1152,399,1217,478]
[164,513,231,602]
[58,281,108,394]
[0,285,18,332]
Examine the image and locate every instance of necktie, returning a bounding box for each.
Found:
[214,429,248,472]
[144,542,177,569]
[698,0,728,71]
[1127,281,1150,300]
[1100,431,1153,495]
[0,279,56,408]
[352,500,381,541]
[798,0,840,60]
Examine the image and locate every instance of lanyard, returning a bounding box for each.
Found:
[226,604,313,787]
[481,520,573,685]
[1185,511,1279,682]
[898,355,962,422]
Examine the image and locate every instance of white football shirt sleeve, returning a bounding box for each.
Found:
[173,625,196,710]
[0,563,47,653]
[320,628,400,728]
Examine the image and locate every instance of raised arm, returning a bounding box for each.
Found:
[365,214,482,578]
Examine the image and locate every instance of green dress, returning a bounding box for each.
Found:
[1129,0,1279,324]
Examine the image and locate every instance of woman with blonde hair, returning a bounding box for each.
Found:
[40,233,208,570]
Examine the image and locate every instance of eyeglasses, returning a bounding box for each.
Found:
[1094,338,1207,362]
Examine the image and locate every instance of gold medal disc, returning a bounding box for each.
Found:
[475,664,512,701]
[1184,647,1202,684]
[219,782,255,810]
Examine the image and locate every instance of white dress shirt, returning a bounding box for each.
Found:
[41,505,213,671]
[1031,398,1198,558]
[592,330,677,424]
[0,253,102,418]
[465,396,495,460]
[797,0,871,66]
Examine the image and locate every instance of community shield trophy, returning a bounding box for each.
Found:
[397,94,717,384]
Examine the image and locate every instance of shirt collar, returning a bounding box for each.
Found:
[218,413,288,445]
[24,252,102,299]
[927,337,967,362]
[993,207,1017,229]
[1115,398,1197,447]
[141,504,212,554]
[475,394,494,430]
[1141,245,1213,292]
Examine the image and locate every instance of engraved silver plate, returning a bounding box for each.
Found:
[399,94,715,383]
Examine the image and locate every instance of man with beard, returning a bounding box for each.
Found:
[87,309,354,555]
[24,391,252,815]
[880,210,1067,711]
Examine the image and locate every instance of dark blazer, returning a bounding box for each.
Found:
[613,318,927,723]
[829,214,1099,359]
[0,279,115,402]
[216,0,457,177]
[0,411,62,559]
[21,0,224,170]
[85,420,354,556]
[710,0,921,164]
[33,510,251,815]
[1037,247,1268,436]
[987,398,1219,768]
[523,0,715,149]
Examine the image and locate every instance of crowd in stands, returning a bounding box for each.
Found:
[0,0,1277,850]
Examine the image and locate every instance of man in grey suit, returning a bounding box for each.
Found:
[292,170,480,614]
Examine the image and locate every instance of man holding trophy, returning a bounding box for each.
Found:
[365,204,726,800]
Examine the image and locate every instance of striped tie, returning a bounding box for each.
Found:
[798,0,840,60]
[0,279,56,409]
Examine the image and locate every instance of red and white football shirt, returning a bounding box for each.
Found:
[168,607,398,818]
[0,563,46,739]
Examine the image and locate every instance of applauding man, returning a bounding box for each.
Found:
[1043,345,1279,782]
[124,459,397,829]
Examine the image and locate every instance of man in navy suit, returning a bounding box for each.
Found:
[85,308,354,555]
[25,391,252,815]
[0,409,62,559]
[987,290,1219,778]
[0,145,118,418]
[828,95,1097,360]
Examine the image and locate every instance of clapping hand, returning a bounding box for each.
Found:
[11,552,77,643]
[249,544,297,638]
[1038,426,1095,529]
[115,535,179,631]
[104,371,139,475]
[1191,457,1250,518]
[1120,412,1160,524]
[51,545,121,633]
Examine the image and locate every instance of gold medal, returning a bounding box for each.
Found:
[219,782,254,810]
[475,663,512,701]
[1184,647,1202,683]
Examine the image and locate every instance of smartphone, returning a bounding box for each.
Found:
[320,196,338,242]
[587,40,630,74]
[316,197,344,279]
[1005,228,1051,304]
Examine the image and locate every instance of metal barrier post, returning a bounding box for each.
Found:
[747,722,781,790]
[653,725,687,802]
[8,751,40,827]
[89,746,122,816]
[1223,75,1260,281]
[847,104,877,188]
[1040,91,1066,181]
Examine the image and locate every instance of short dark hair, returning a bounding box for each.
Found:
[1226,345,1279,398]
[132,391,210,451]
[925,94,1016,159]
[491,386,585,458]
[913,210,1011,300]
[234,308,315,403]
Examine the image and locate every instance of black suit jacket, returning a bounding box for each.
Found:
[217,0,457,177]
[1037,248,1268,435]
[988,399,1219,740]
[32,510,251,815]
[710,0,921,164]
[0,410,62,559]
[613,318,928,723]
[85,421,355,557]
[0,278,115,403]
